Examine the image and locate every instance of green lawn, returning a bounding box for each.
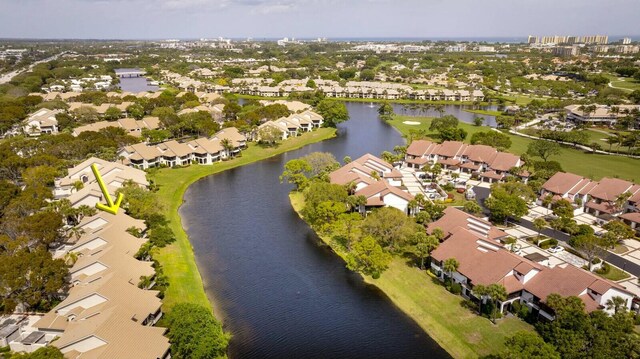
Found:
[290,192,533,359]
[596,265,631,281]
[388,115,640,182]
[150,128,337,311]
[604,73,640,92]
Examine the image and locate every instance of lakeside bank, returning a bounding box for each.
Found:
[289,192,533,359]
[149,128,337,311]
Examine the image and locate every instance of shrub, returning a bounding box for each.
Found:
[596,262,611,275]
[450,282,462,295]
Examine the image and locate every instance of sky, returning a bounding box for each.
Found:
[0,0,638,40]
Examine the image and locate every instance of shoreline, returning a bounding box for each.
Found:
[235,94,490,106]
[150,128,337,317]
[288,192,533,359]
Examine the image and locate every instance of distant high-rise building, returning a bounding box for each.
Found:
[527,35,538,44]
[552,46,580,57]
[622,37,632,45]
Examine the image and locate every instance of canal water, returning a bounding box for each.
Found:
[179,102,493,358]
[118,76,159,92]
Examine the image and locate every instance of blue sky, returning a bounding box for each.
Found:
[0,0,638,39]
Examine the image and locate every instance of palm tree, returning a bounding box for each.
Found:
[72,180,84,193]
[68,227,85,243]
[473,283,507,323]
[533,217,547,245]
[605,296,627,314]
[64,251,79,266]
[220,138,233,158]
[443,257,459,280]
[615,191,632,212]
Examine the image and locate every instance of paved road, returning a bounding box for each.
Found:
[472,186,640,278]
[0,52,66,85]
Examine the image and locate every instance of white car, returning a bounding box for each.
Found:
[547,246,564,254]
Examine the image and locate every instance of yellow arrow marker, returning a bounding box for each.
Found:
[90,163,124,215]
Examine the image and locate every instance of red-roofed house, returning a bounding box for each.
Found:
[354,180,415,214]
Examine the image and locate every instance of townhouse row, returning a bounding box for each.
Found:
[428,207,637,319]
[119,127,247,169]
[404,139,526,183]
[539,171,640,231]
[256,110,324,141]
[8,158,170,358]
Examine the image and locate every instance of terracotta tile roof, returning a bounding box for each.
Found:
[406,140,438,157]
[436,141,467,158]
[479,170,504,180]
[487,152,520,172]
[329,162,377,185]
[437,158,460,167]
[585,200,617,214]
[589,177,634,202]
[462,144,498,163]
[620,212,640,224]
[427,207,508,241]
[355,180,414,203]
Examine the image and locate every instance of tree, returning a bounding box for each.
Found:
[346,235,392,278]
[533,217,548,243]
[571,233,605,271]
[473,116,484,126]
[463,201,483,215]
[552,199,574,219]
[429,115,458,132]
[302,152,339,178]
[9,347,65,358]
[602,220,635,248]
[439,127,467,141]
[495,115,516,129]
[257,126,282,146]
[0,248,68,313]
[306,78,317,88]
[499,331,560,359]
[470,131,512,151]
[377,102,394,119]
[361,207,418,251]
[485,186,529,224]
[280,158,311,190]
[473,283,507,323]
[411,232,439,269]
[606,296,628,314]
[443,257,459,280]
[343,155,352,164]
[526,140,561,162]
[165,303,229,359]
[126,104,145,120]
[104,106,122,121]
[316,100,349,127]
[220,138,233,158]
[615,191,632,211]
[360,69,376,81]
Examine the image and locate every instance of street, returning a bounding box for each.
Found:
[472,186,640,277]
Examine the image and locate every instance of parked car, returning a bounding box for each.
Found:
[547,246,564,254]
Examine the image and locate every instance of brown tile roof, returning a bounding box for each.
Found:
[427,207,508,241]
[406,140,438,157]
[487,152,520,172]
[585,200,617,214]
[436,141,467,158]
[462,144,498,163]
[431,229,524,288]
[355,180,414,203]
[589,177,634,202]
[479,170,505,180]
[620,212,640,224]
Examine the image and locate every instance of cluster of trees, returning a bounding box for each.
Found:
[282,152,446,278]
[0,165,69,313]
[484,180,535,224]
[429,115,468,141]
[470,131,512,151]
[165,303,229,359]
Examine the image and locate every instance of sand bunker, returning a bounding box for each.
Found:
[403,121,420,125]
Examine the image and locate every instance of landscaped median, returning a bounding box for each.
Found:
[149,128,337,311]
[289,192,534,359]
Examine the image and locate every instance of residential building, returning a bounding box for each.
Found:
[565,104,640,125]
[430,210,635,319]
[72,117,161,137]
[22,108,62,136]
